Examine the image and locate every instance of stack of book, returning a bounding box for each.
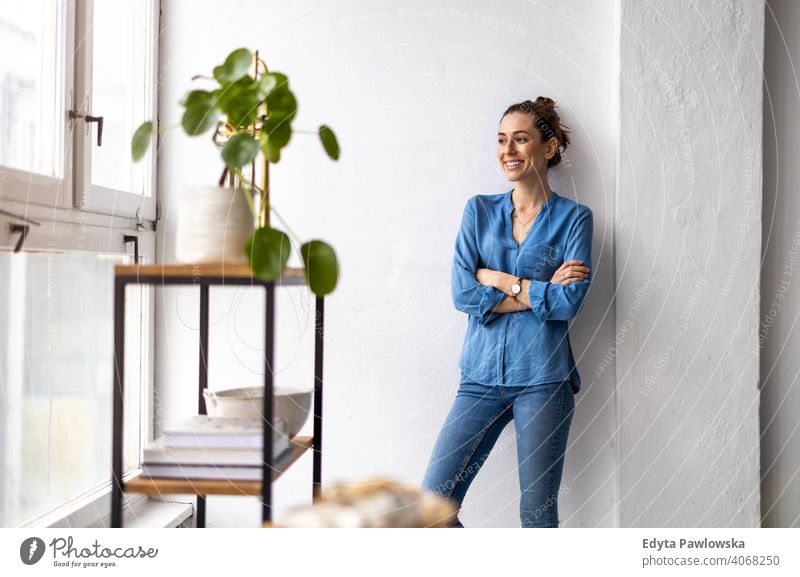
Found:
[140,415,293,481]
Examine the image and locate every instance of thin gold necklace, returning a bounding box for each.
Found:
[513,210,538,228]
[512,190,550,228]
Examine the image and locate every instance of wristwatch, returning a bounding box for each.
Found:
[511,277,523,299]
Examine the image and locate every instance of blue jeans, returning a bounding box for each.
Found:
[421,374,575,528]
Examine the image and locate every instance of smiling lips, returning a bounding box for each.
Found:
[504,160,523,170]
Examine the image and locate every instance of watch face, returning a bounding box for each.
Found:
[512,284,521,294]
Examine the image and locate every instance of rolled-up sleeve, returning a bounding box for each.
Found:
[527,206,593,322]
[451,196,507,325]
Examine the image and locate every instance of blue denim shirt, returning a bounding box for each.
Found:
[451,188,593,393]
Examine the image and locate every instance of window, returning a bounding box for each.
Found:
[0,0,158,527]
[73,0,158,219]
[0,233,154,527]
[0,0,64,178]
[0,0,70,206]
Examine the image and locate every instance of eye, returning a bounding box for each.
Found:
[515,138,527,143]
[498,139,506,144]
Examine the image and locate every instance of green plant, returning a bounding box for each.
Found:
[131,48,339,296]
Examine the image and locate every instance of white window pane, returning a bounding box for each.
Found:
[0,251,145,527]
[89,0,154,195]
[0,0,64,177]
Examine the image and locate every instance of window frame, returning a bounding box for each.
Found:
[0,219,156,527]
[71,0,159,221]
[0,0,74,210]
[0,0,161,528]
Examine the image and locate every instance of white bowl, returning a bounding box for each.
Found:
[203,386,313,437]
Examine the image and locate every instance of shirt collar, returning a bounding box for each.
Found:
[504,188,559,215]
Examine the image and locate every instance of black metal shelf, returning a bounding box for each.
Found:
[111,264,324,527]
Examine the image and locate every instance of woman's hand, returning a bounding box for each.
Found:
[550,260,590,286]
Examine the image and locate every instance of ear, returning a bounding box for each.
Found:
[544,136,558,160]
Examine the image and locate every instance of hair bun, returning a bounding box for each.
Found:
[534,96,556,109]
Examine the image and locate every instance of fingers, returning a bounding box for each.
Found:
[549,260,593,285]
[552,268,591,285]
[557,264,591,275]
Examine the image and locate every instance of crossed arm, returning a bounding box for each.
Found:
[477,270,532,313]
[476,265,589,314]
[451,196,593,324]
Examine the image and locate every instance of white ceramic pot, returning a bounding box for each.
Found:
[202,386,313,437]
[175,185,255,264]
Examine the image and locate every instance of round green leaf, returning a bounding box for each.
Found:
[301,240,338,296]
[131,121,154,161]
[215,77,263,128]
[263,72,297,118]
[263,141,281,163]
[213,48,253,84]
[319,125,339,160]
[259,113,292,163]
[263,114,292,148]
[266,87,297,119]
[246,227,291,282]
[180,89,216,108]
[221,133,260,168]
[267,71,289,86]
[256,74,278,100]
[181,90,220,135]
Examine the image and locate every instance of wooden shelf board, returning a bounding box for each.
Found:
[114,263,307,285]
[123,436,313,496]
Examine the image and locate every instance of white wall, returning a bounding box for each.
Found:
[155,0,775,529]
[616,0,764,526]
[762,0,800,528]
[156,0,617,527]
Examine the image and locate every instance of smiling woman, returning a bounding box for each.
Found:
[420,96,594,528]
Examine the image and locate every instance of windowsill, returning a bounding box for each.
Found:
[118,496,194,529]
[22,474,194,529]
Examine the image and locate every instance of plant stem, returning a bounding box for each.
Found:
[234,171,306,263]
[242,188,257,221]
[269,205,304,249]
[233,168,257,221]
[270,206,310,269]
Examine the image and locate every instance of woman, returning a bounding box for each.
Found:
[421,97,593,528]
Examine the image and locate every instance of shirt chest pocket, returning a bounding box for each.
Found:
[518,243,562,281]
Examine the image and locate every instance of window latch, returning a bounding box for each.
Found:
[69,109,104,146]
[10,224,29,253]
[135,206,144,231]
[123,235,139,265]
[0,208,41,253]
